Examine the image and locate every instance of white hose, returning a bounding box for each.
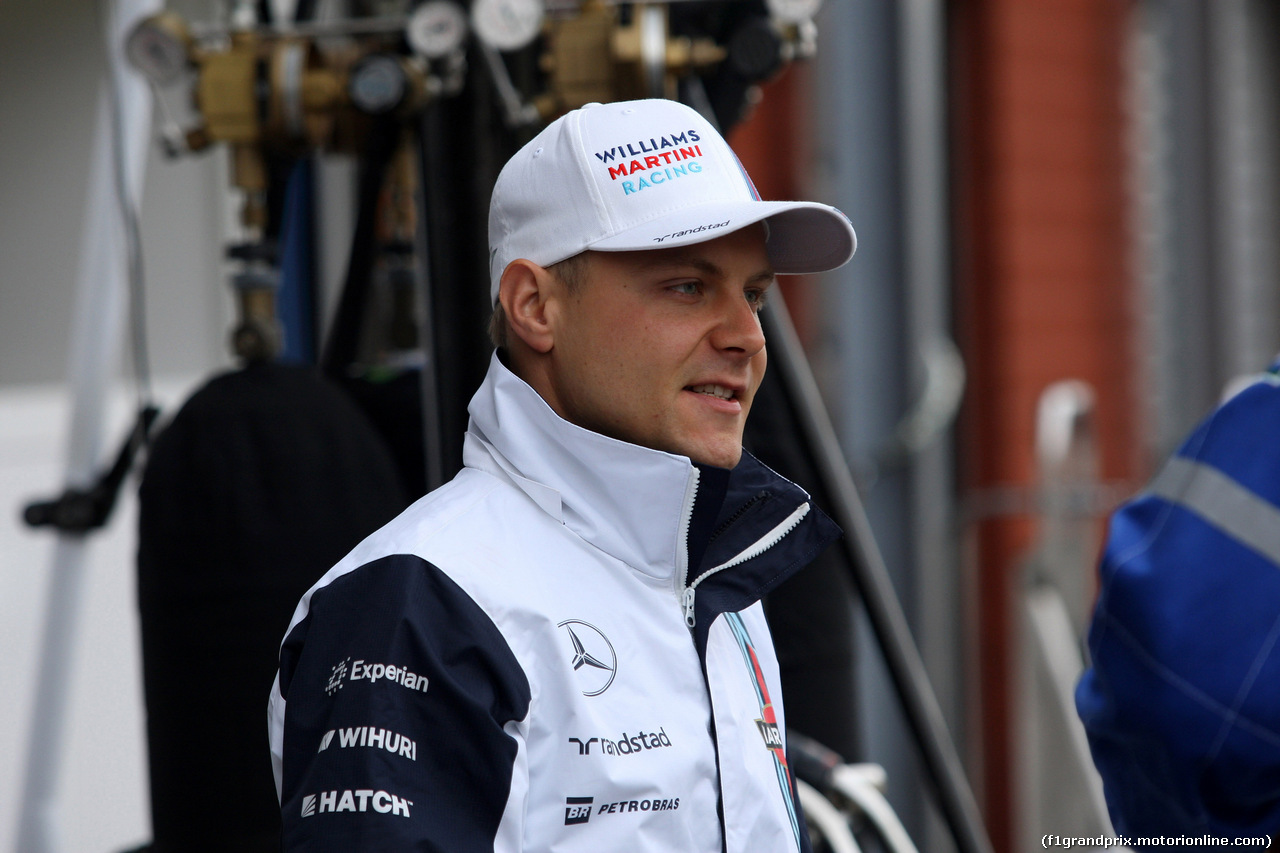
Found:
[832,764,921,853]
[797,778,862,853]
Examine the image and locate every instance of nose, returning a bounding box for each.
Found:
[711,292,766,358]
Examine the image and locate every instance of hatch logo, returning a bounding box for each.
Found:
[301,789,413,818]
[558,620,617,696]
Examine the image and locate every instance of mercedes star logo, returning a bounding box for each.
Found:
[557,619,617,696]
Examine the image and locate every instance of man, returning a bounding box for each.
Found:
[268,98,856,852]
[1076,360,1280,844]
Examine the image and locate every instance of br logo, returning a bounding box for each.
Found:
[564,796,594,826]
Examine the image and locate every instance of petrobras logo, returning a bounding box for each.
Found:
[325,657,429,696]
[591,129,707,197]
[319,726,418,761]
[595,796,681,816]
[300,789,413,818]
[569,728,672,756]
[564,793,681,826]
[564,796,594,825]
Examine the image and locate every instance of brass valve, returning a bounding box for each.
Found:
[536,1,726,116]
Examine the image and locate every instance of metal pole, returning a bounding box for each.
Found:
[12,2,155,850]
[763,296,995,853]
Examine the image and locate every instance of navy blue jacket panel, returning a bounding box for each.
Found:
[278,554,531,850]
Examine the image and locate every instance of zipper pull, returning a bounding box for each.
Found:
[682,587,697,628]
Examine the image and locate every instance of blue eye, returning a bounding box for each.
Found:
[745,289,769,310]
[671,281,700,295]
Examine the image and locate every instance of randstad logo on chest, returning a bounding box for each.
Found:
[593,128,705,196]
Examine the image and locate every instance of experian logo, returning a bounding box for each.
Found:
[326,657,429,696]
[301,789,413,818]
[325,658,350,696]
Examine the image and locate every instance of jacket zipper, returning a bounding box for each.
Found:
[681,502,811,628]
[673,466,701,612]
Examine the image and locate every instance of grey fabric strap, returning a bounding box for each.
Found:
[1148,456,1280,565]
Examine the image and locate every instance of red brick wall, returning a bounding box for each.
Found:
[730,65,819,339]
[951,1,1139,849]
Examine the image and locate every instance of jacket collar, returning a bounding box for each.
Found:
[462,354,840,597]
[464,353,698,581]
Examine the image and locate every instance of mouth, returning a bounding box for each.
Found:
[686,383,738,401]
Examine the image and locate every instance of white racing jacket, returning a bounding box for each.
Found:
[269,354,840,852]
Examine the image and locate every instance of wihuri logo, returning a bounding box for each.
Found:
[318,726,418,761]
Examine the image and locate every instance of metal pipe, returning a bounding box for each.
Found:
[763,295,994,853]
[895,9,966,850]
[13,2,157,850]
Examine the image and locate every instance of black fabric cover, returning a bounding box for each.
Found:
[137,362,408,853]
[747,359,860,761]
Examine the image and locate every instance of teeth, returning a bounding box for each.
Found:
[690,384,734,400]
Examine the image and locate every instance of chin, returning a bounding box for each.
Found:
[686,445,743,470]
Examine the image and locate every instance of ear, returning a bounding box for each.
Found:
[498,259,560,354]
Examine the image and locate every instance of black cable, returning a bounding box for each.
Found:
[762,299,995,853]
[319,117,402,376]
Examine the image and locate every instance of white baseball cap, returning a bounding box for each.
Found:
[488,98,856,303]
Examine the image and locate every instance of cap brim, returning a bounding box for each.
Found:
[585,200,856,275]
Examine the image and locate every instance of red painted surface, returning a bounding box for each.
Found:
[729,65,819,341]
[951,1,1139,850]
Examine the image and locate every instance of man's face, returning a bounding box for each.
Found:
[541,225,772,469]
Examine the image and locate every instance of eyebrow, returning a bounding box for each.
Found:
[638,253,776,287]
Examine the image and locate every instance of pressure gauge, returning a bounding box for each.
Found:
[349,55,408,115]
[125,12,192,85]
[766,0,823,24]
[471,0,544,52]
[407,1,469,59]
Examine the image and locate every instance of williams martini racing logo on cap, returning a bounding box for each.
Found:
[593,129,706,197]
[558,619,617,696]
